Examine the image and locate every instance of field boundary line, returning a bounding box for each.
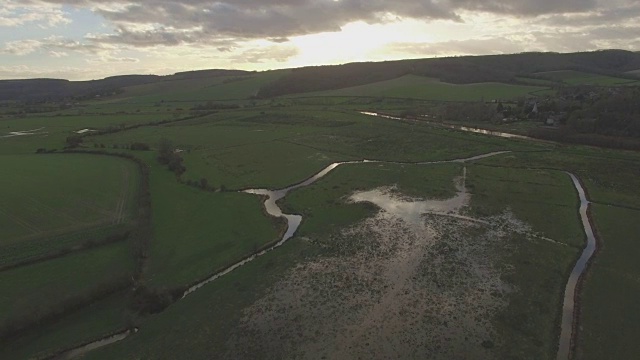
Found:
[0,231,130,273]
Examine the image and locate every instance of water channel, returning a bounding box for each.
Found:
[58,111,597,358]
[359,111,536,141]
[52,329,136,360]
[556,173,598,360]
[182,152,508,298]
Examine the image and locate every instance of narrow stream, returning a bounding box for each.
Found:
[51,329,136,360]
[557,173,598,360]
[359,111,535,141]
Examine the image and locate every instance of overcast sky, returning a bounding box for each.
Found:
[1,0,639,80]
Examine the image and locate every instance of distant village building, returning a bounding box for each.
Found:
[545,113,566,126]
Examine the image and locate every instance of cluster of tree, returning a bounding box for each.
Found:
[65,135,83,148]
[157,138,186,177]
[183,177,217,192]
[439,102,499,123]
[191,101,240,110]
[528,127,640,150]
[564,87,640,137]
[130,142,150,151]
[130,285,181,316]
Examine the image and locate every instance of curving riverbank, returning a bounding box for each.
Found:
[556,173,598,360]
[182,151,510,298]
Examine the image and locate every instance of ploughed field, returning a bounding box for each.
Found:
[1,67,639,360]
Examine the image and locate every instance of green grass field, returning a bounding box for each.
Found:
[138,151,280,288]
[477,149,640,209]
[0,113,176,154]
[0,154,139,267]
[0,241,134,330]
[287,74,547,101]
[576,205,640,359]
[466,165,584,247]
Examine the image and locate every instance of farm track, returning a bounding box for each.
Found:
[0,206,41,235]
[113,164,131,224]
[25,197,80,226]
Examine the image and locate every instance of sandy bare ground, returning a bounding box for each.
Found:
[224,182,538,360]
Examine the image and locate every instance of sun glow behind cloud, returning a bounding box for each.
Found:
[287,20,438,67]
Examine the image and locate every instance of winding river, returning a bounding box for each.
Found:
[359,111,535,141]
[557,173,598,360]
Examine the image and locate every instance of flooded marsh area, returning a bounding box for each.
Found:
[224,167,572,359]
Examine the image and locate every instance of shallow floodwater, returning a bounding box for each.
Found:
[349,170,469,226]
[557,173,598,360]
[0,127,48,138]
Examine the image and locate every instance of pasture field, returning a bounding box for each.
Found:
[575,205,640,360]
[0,113,176,154]
[465,164,584,247]
[91,109,542,190]
[0,241,134,332]
[535,70,639,86]
[287,74,547,101]
[0,154,139,267]
[136,151,280,289]
[477,149,640,209]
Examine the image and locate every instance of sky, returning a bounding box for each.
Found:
[1,0,639,80]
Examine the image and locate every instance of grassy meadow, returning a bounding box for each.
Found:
[1,63,639,359]
[575,205,640,359]
[0,241,134,333]
[0,154,139,268]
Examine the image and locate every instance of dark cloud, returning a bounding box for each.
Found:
[448,0,598,16]
[540,3,640,27]
[9,0,640,52]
